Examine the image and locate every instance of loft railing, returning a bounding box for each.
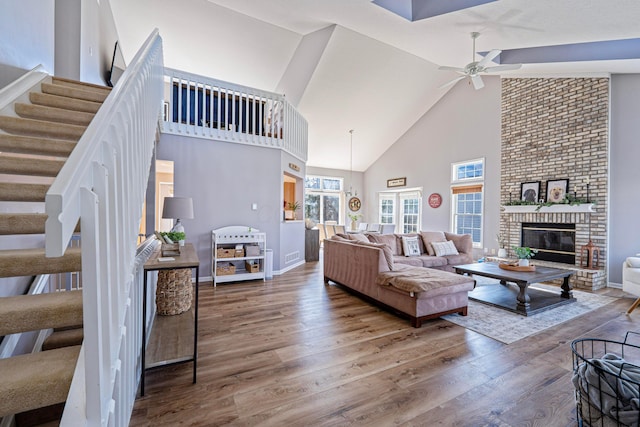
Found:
[161,68,308,162]
[45,29,164,426]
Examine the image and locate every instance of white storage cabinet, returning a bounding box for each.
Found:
[211,225,266,286]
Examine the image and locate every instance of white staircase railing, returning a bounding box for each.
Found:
[161,68,308,162]
[45,29,164,426]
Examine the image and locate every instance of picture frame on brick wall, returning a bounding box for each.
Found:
[520,181,541,203]
[546,179,569,203]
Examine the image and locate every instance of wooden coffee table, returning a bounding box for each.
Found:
[454,262,575,316]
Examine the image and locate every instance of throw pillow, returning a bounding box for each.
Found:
[367,233,399,255]
[420,231,446,256]
[355,241,394,271]
[349,233,370,243]
[395,233,426,255]
[401,236,421,257]
[431,240,459,257]
[628,257,640,268]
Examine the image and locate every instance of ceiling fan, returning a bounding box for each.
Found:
[439,32,522,90]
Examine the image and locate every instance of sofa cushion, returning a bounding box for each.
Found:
[394,256,423,267]
[368,233,400,255]
[421,231,446,256]
[443,253,472,266]
[401,235,421,257]
[444,232,473,255]
[431,240,459,257]
[416,255,448,268]
[627,257,640,268]
[349,233,370,243]
[355,241,394,270]
[377,265,475,295]
[330,234,351,242]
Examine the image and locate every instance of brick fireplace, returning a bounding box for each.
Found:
[500,77,609,290]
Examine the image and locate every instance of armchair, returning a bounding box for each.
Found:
[623,256,640,313]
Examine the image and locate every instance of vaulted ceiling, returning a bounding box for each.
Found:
[110,0,640,171]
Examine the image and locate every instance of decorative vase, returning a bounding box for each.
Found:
[498,248,507,258]
[518,258,529,267]
[351,220,357,231]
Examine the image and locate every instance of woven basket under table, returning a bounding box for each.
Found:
[156,268,192,315]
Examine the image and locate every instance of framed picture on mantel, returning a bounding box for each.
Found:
[546,178,569,203]
[520,181,540,203]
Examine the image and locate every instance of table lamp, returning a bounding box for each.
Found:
[162,197,194,243]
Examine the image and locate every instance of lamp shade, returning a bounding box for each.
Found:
[162,197,194,220]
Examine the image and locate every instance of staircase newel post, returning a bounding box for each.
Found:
[79,186,107,426]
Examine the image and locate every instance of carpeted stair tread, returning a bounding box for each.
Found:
[0,290,83,336]
[15,103,95,127]
[0,345,80,418]
[0,134,76,157]
[0,154,64,177]
[30,91,102,114]
[0,213,47,234]
[52,76,112,95]
[0,247,81,278]
[0,182,49,202]
[43,326,84,351]
[41,82,108,104]
[0,116,85,140]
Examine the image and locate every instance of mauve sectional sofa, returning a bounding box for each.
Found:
[323,231,476,327]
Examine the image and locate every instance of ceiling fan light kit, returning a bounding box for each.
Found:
[439,32,522,90]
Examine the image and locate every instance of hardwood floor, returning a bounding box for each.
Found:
[130,259,639,426]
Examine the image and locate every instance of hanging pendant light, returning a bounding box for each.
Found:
[349,129,357,197]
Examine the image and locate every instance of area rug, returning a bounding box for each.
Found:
[442,279,618,344]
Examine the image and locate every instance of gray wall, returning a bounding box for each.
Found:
[609,74,640,284]
[363,76,502,253]
[157,134,305,278]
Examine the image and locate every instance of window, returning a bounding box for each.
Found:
[379,195,395,224]
[400,192,421,233]
[378,190,421,233]
[304,175,343,224]
[451,158,484,247]
[452,159,483,182]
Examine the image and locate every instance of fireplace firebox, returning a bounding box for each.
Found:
[521,222,576,264]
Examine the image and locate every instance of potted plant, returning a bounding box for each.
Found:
[512,246,538,267]
[287,201,300,220]
[347,212,362,231]
[496,233,507,258]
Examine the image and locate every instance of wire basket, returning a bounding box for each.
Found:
[571,332,640,427]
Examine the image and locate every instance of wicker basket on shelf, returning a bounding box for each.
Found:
[156,268,192,315]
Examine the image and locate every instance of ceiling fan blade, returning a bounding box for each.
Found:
[484,64,523,73]
[471,75,484,90]
[477,49,501,67]
[438,65,466,73]
[439,76,465,89]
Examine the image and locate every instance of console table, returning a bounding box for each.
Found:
[141,243,199,396]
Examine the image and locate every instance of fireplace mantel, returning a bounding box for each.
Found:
[502,204,595,214]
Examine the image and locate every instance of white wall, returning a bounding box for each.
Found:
[363,76,502,252]
[609,74,640,284]
[0,0,55,79]
[55,0,119,85]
